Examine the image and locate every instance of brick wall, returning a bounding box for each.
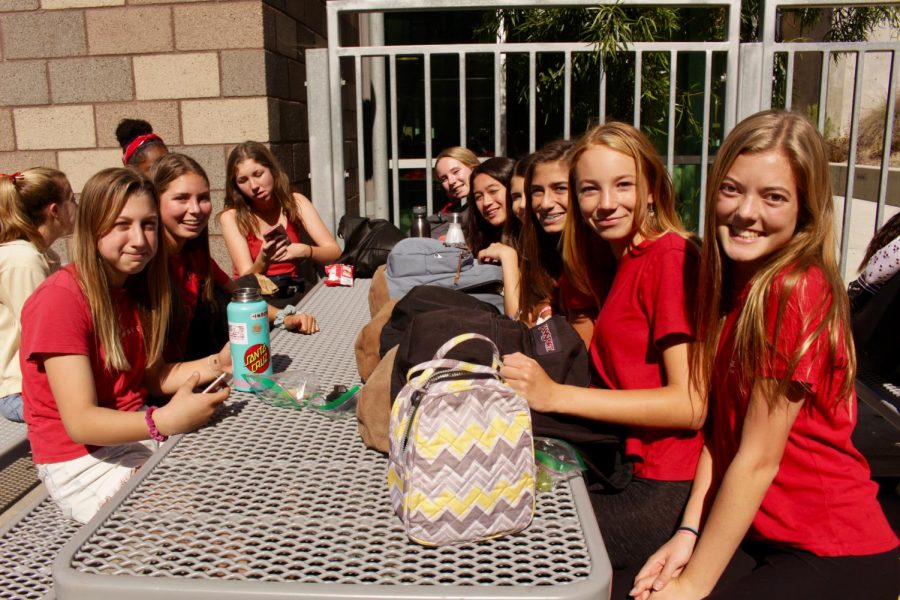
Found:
[0,0,345,273]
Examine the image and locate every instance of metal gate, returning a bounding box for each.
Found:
[307,0,899,277]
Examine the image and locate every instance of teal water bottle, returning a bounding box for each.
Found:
[227,288,272,391]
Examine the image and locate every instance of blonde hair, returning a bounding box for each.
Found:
[563,121,690,302]
[74,168,170,371]
[0,168,69,251]
[434,146,479,172]
[693,109,854,408]
[224,141,300,237]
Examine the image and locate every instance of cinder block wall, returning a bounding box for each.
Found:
[0,0,347,274]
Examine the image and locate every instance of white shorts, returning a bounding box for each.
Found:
[37,440,157,524]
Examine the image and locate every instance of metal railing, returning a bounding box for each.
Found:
[760,0,899,273]
[307,0,899,276]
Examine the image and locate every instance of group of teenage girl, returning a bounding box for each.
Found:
[0,109,895,596]
[436,110,897,599]
[0,119,341,523]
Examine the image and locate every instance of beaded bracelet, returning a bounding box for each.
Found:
[676,525,700,537]
[144,406,168,443]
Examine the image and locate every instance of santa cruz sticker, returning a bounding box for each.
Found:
[243,343,271,373]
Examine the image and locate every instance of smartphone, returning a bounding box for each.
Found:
[263,224,287,241]
[202,372,232,393]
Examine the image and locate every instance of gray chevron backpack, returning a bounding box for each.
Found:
[387,333,535,546]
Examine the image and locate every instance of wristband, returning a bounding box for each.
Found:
[676,525,700,537]
[145,406,168,443]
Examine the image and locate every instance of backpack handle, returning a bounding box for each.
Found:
[432,333,502,370]
[405,333,503,387]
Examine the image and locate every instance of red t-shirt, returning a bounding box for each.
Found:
[166,250,230,361]
[557,272,598,320]
[242,219,302,278]
[20,266,148,464]
[708,266,897,556]
[590,232,702,481]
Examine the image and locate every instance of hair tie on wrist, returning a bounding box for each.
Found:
[676,525,700,537]
[145,406,168,443]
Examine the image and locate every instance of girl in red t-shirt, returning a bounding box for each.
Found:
[631,110,898,599]
[501,123,703,576]
[152,154,318,363]
[219,142,340,287]
[20,168,233,523]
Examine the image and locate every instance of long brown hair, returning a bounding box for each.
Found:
[563,121,690,304]
[151,152,217,317]
[693,109,854,408]
[516,140,573,323]
[74,168,169,371]
[224,141,301,237]
[465,156,515,254]
[0,168,69,251]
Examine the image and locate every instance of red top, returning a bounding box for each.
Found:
[708,266,898,556]
[557,272,598,320]
[590,232,702,481]
[166,249,231,362]
[20,266,147,464]
[241,219,302,278]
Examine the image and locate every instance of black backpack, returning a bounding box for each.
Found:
[389,303,631,492]
[337,215,406,278]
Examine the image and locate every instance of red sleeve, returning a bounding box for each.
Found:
[645,241,698,347]
[21,277,92,361]
[211,258,231,288]
[763,268,844,393]
[557,272,597,316]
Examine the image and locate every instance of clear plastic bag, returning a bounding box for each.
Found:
[307,384,360,419]
[242,370,322,410]
[533,437,587,492]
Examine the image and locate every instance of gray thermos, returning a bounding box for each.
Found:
[410,205,431,238]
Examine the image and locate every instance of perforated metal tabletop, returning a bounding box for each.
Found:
[53,281,611,599]
[0,418,28,471]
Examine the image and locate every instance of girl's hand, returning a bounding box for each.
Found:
[272,242,309,263]
[499,352,558,412]
[152,372,229,437]
[477,242,516,265]
[630,533,697,600]
[214,343,232,375]
[645,577,702,600]
[284,313,319,334]
[257,236,287,266]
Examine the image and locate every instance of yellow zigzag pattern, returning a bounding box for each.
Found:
[413,413,531,461]
[406,475,535,519]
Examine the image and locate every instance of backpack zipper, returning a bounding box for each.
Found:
[400,370,498,456]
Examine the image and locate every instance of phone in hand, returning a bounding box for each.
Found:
[263,224,287,241]
[202,372,232,393]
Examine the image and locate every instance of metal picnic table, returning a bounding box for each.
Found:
[52,279,612,599]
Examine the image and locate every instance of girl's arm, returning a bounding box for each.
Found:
[501,340,705,430]
[477,242,521,319]
[630,446,714,599]
[644,380,804,600]
[145,343,230,396]
[220,209,281,275]
[45,354,228,445]
[272,193,341,266]
[567,309,594,348]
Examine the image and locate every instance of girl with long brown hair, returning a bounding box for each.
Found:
[631,110,897,600]
[20,168,231,523]
[220,142,340,303]
[502,122,703,576]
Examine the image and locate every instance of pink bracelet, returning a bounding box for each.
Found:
[144,406,168,443]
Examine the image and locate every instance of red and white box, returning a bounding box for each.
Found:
[325,264,354,287]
